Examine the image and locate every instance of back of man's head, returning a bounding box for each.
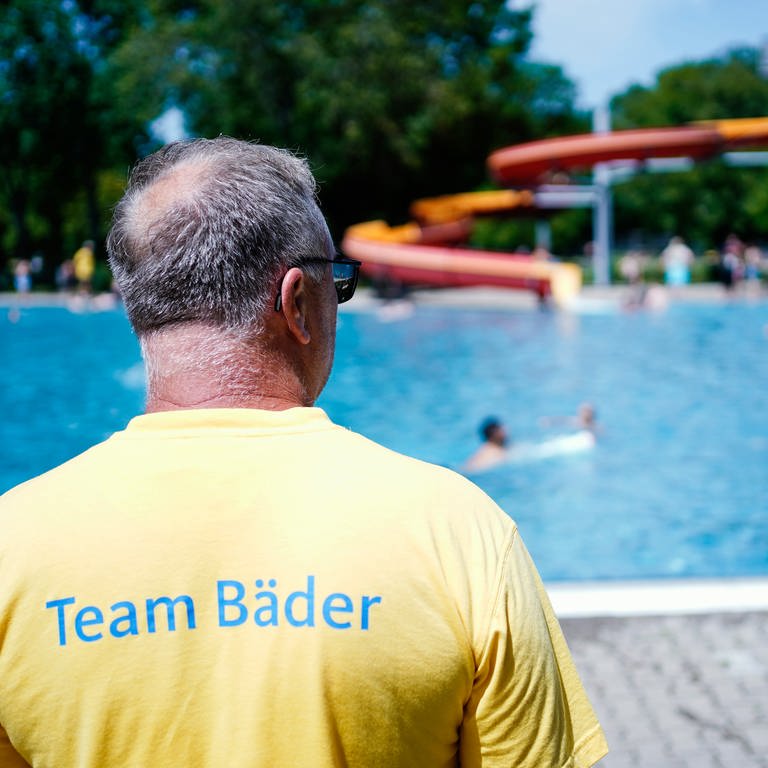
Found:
[107,137,332,337]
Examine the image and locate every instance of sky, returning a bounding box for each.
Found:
[525,0,768,110]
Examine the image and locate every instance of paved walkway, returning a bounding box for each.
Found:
[560,610,768,767]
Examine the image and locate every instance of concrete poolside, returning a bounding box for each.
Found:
[378,280,767,310]
[549,579,768,768]
[2,279,766,312]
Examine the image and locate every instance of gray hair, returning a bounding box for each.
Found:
[106,137,333,336]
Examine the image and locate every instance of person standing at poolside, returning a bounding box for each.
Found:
[72,239,96,293]
[0,138,607,768]
[717,233,745,290]
[660,236,694,286]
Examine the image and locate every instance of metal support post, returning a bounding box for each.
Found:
[535,219,552,252]
[592,106,613,285]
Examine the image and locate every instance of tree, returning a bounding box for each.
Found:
[612,48,768,128]
[110,0,586,236]
[0,0,146,274]
[609,48,768,251]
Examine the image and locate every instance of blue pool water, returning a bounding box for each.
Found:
[2,299,767,581]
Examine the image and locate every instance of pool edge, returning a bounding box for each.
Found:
[546,576,768,618]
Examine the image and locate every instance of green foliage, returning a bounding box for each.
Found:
[612,48,768,127]
[92,259,115,293]
[610,48,768,251]
[548,207,592,257]
[0,0,148,273]
[0,1,586,268]
[613,162,768,251]
[4,1,766,279]
[470,207,591,258]
[471,218,536,252]
[110,0,586,235]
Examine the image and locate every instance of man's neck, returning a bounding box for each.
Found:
[145,391,310,413]
[140,325,312,414]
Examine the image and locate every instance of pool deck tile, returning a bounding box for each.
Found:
[558,604,768,767]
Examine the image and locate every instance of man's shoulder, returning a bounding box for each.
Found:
[329,424,516,530]
[0,439,111,515]
[332,424,473,484]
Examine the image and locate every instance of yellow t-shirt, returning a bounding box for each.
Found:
[0,408,607,767]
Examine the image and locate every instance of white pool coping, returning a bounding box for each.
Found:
[546,577,768,618]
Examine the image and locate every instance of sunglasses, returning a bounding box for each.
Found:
[274,255,362,311]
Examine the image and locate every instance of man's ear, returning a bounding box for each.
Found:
[278,267,311,345]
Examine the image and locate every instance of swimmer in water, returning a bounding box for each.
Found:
[463,413,598,472]
[462,417,511,473]
[541,401,601,437]
[576,402,599,434]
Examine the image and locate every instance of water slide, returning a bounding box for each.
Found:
[487,117,768,184]
[342,117,768,306]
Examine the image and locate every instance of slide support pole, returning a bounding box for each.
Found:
[592,106,613,285]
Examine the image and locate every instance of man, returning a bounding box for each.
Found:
[462,417,511,473]
[0,138,607,767]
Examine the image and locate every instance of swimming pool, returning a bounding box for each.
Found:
[2,298,767,581]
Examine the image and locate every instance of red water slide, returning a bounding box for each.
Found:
[487,118,768,185]
[342,118,768,305]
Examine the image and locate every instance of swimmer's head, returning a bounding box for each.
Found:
[578,402,596,426]
[480,417,509,447]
